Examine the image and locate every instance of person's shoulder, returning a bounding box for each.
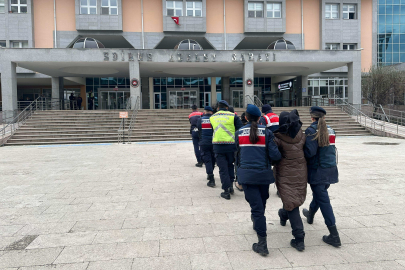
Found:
[305,124,316,135]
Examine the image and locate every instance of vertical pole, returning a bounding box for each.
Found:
[223,0,226,50]
[123,118,125,144]
[211,77,217,106]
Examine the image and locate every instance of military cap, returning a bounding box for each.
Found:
[204,106,213,112]
[310,106,327,115]
[218,100,229,107]
[246,104,261,117]
[262,104,272,113]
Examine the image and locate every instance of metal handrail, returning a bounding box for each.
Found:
[245,94,263,108]
[117,97,133,144]
[127,96,140,143]
[118,97,139,144]
[379,104,390,122]
[0,97,41,146]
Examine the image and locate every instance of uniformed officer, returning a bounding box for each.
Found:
[302,106,341,247]
[210,100,243,199]
[259,104,279,132]
[236,104,281,256]
[197,106,216,187]
[189,105,203,167]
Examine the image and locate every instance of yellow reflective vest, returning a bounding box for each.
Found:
[210,111,236,144]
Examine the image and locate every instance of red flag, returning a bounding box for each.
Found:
[171,16,180,25]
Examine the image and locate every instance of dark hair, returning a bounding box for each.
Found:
[310,111,329,147]
[245,112,260,144]
[218,103,227,109]
[228,106,235,113]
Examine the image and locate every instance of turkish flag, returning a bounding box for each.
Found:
[171,16,180,25]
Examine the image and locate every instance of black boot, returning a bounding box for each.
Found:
[302,208,316,224]
[229,186,234,195]
[290,238,305,251]
[323,225,341,247]
[278,209,288,226]
[220,191,230,200]
[207,174,215,188]
[206,175,209,180]
[195,162,203,167]
[252,235,269,256]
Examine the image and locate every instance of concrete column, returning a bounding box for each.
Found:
[347,62,362,106]
[210,77,217,106]
[51,77,63,110]
[243,61,254,108]
[149,77,154,109]
[129,61,141,109]
[221,77,230,104]
[1,61,18,120]
[296,75,308,106]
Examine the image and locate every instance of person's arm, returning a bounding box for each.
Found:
[259,116,266,126]
[197,118,202,140]
[304,127,318,158]
[266,130,282,162]
[235,132,240,167]
[234,115,243,131]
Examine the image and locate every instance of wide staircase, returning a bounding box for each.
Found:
[4,107,371,146]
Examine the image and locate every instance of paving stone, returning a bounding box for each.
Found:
[0,247,63,268]
[16,222,76,236]
[160,238,206,256]
[227,249,291,269]
[190,252,232,270]
[0,225,25,236]
[280,246,347,267]
[87,259,133,270]
[114,241,159,259]
[19,262,89,270]
[26,232,97,249]
[203,235,250,252]
[54,244,117,264]
[132,255,191,270]
[325,261,405,270]
[340,227,399,243]
[70,219,124,232]
[93,228,144,243]
[143,226,175,240]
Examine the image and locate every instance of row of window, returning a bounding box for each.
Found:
[325,4,357,19]
[166,1,202,17]
[80,0,118,15]
[0,40,28,48]
[0,0,27,13]
[248,2,281,18]
[325,43,357,50]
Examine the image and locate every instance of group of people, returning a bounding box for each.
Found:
[69,93,83,110]
[189,100,340,256]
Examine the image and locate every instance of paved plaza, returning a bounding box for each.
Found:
[0,136,405,270]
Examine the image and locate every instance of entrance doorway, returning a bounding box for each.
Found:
[99,89,130,110]
[169,90,198,109]
[232,90,244,108]
[203,93,211,107]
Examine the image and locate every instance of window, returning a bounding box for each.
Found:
[166,1,182,16]
[343,43,356,50]
[267,2,281,18]
[10,0,27,13]
[0,0,5,13]
[343,4,356,19]
[11,41,28,48]
[325,4,339,19]
[325,43,340,50]
[248,2,263,18]
[101,0,117,15]
[186,1,202,17]
[0,40,6,48]
[80,0,97,15]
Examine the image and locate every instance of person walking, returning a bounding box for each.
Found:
[302,106,341,247]
[210,100,243,200]
[259,104,279,132]
[88,91,94,110]
[189,105,203,167]
[274,110,307,251]
[197,106,216,187]
[69,93,76,110]
[76,94,83,110]
[236,104,281,256]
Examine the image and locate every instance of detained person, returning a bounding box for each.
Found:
[235,104,281,256]
[302,106,341,247]
[273,110,307,251]
[189,105,203,167]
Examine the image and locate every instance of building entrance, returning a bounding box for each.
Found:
[99,89,130,110]
[168,89,198,109]
[232,90,244,108]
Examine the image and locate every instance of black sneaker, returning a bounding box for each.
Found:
[195,162,203,167]
[290,239,305,251]
[220,191,231,200]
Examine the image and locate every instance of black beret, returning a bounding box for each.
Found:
[310,106,326,115]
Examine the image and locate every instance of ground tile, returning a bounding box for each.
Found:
[325,260,405,270]
[93,228,144,244]
[203,235,250,252]
[114,241,159,259]
[383,225,405,240]
[87,259,133,270]
[26,232,97,249]
[16,222,76,236]
[160,238,206,256]
[53,244,117,264]
[190,252,232,270]
[174,224,214,239]
[0,247,63,268]
[143,227,174,240]
[0,225,24,236]
[280,245,347,267]
[340,227,399,243]
[397,260,405,267]
[227,249,291,270]
[19,262,89,270]
[132,255,191,270]
[351,215,395,227]
[70,219,124,232]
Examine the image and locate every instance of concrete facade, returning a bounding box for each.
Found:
[0,0,34,48]
[162,0,207,33]
[243,0,286,33]
[75,0,123,31]
[320,0,361,50]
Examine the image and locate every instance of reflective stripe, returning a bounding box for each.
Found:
[189,112,203,119]
[213,123,235,140]
[268,122,279,126]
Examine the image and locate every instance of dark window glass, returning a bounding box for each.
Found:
[154,86,160,92]
[175,78,182,85]
[73,39,85,48]
[154,78,161,85]
[287,43,296,50]
[85,40,98,48]
[167,77,174,85]
[275,41,286,49]
[93,78,100,86]
[161,86,167,93]
[97,42,105,48]
[86,78,94,85]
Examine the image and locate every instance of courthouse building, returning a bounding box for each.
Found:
[0,0,390,117]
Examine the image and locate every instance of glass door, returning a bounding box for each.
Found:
[204,93,211,107]
[176,92,184,109]
[232,90,244,108]
[154,93,161,109]
[169,90,198,109]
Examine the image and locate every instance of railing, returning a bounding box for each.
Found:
[118,97,139,144]
[1,97,42,146]
[245,95,263,108]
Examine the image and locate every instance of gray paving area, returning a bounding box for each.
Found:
[0,136,405,270]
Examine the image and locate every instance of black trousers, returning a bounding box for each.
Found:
[200,145,215,175]
[310,184,336,227]
[191,133,202,163]
[242,184,270,237]
[215,152,235,191]
[279,207,305,240]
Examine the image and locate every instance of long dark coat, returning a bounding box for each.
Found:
[274,130,307,211]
